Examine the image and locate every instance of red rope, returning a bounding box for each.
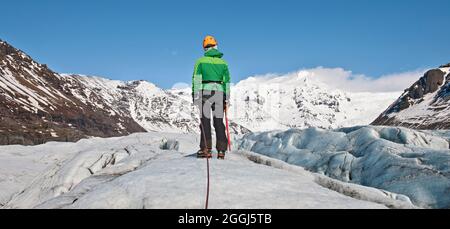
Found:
[205,156,210,209]
[199,121,210,210]
[225,109,232,152]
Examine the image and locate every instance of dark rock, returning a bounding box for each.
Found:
[423,69,445,94]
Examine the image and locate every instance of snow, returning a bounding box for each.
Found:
[117,122,125,130]
[238,126,450,208]
[22,68,59,100]
[62,74,203,134]
[0,65,55,112]
[0,142,76,206]
[133,80,164,97]
[0,79,14,95]
[0,132,415,209]
[400,71,447,119]
[440,67,450,75]
[388,92,438,122]
[229,70,400,132]
[382,67,450,128]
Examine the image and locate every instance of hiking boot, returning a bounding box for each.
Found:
[217,151,226,160]
[197,149,212,159]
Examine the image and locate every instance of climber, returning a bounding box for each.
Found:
[192,35,231,160]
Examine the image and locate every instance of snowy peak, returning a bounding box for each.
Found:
[231,69,400,131]
[373,64,450,129]
[236,69,330,90]
[132,80,161,92]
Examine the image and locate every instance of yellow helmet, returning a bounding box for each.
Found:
[203,35,218,49]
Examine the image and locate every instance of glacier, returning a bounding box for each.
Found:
[238,126,450,208]
[1,132,416,209]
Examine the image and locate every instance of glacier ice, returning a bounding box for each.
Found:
[238,126,450,208]
[1,132,415,209]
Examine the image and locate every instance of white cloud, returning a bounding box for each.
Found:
[171,82,190,90]
[294,67,425,92]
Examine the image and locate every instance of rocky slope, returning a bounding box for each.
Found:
[373,64,450,129]
[0,40,145,145]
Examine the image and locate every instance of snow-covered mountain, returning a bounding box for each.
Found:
[228,70,400,132]
[0,40,146,145]
[61,75,199,133]
[373,64,450,129]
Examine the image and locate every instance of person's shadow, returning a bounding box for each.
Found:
[184,151,217,158]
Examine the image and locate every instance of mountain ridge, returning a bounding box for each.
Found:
[372,65,450,129]
[0,40,146,145]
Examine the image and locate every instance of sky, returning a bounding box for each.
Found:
[2,0,450,89]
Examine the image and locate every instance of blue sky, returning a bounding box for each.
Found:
[2,0,449,88]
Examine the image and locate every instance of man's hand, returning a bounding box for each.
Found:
[224,100,229,112]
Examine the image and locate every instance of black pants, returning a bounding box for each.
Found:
[197,90,228,152]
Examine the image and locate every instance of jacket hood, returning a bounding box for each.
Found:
[204,48,224,58]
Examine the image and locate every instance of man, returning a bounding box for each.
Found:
[192,35,231,160]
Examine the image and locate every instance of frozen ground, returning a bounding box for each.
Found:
[238,126,450,208]
[0,132,415,209]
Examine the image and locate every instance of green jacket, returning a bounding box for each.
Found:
[192,48,231,99]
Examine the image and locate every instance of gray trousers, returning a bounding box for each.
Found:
[195,90,228,151]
